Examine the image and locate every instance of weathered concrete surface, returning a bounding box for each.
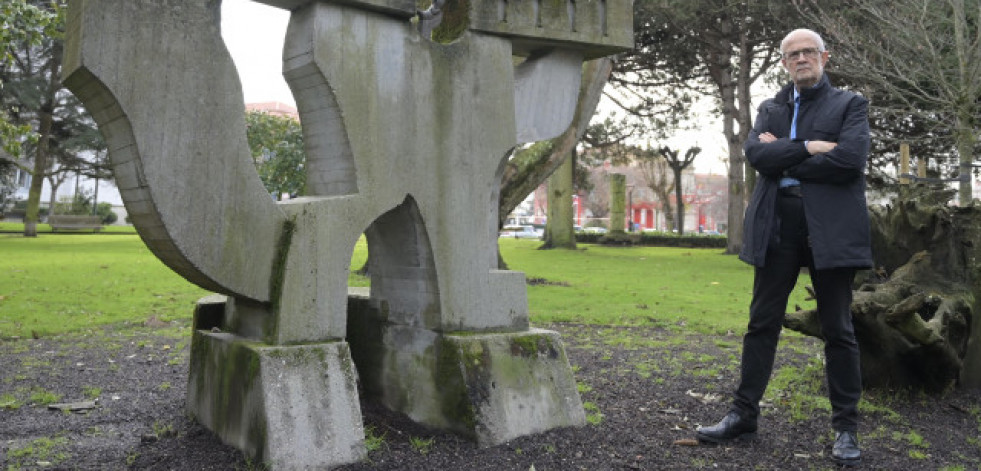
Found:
[466,0,634,59]
[348,293,585,445]
[62,0,287,303]
[514,49,585,144]
[279,3,531,338]
[187,319,364,469]
[445,329,587,445]
[609,172,627,233]
[63,0,631,468]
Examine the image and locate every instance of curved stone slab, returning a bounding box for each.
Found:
[63,0,286,302]
[514,49,584,144]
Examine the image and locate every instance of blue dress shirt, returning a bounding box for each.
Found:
[779,91,802,188]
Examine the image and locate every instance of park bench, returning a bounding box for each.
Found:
[48,215,103,232]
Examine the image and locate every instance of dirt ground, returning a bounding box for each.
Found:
[1,322,979,470]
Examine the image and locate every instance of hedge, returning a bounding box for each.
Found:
[575,232,727,248]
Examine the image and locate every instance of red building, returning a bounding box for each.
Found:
[519,164,729,234]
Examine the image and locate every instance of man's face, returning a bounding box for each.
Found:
[781,33,829,89]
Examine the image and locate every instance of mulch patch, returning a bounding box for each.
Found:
[1,323,978,469]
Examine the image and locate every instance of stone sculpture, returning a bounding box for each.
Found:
[63,0,631,468]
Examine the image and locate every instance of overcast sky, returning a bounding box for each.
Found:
[221,0,294,106]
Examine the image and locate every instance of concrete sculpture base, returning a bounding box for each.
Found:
[187,315,364,468]
[348,292,586,446]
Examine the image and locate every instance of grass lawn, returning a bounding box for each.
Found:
[0,234,207,338]
[0,234,810,339]
[501,238,811,334]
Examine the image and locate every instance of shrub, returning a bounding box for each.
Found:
[96,202,117,224]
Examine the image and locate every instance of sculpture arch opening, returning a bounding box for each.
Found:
[362,195,441,330]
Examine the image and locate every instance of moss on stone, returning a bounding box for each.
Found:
[435,338,478,433]
[188,333,265,451]
[431,0,470,44]
[248,412,268,464]
[510,334,539,356]
[269,217,296,312]
[265,344,330,367]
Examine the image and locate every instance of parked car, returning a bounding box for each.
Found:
[499,225,541,239]
[583,226,608,234]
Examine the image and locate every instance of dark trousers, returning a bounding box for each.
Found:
[732,192,862,432]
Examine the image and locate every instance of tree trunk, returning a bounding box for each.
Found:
[673,167,684,235]
[714,67,744,254]
[47,177,60,216]
[24,110,52,238]
[951,0,976,205]
[92,176,100,216]
[784,185,981,392]
[22,38,62,238]
[543,149,576,249]
[955,110,976,204]
[736,32,756,195]
[657,188,674,232]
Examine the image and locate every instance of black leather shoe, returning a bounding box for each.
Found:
[832,430,862,466]
[695,411,757,443]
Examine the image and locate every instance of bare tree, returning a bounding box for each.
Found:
[800,0,980,202]
[637,147,674,231]
[585,169,611,222]
[660,146,701,235]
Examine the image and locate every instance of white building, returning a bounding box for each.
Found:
[7,166,127,224]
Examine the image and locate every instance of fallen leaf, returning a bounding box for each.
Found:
[686,390,723,404]
[674,439,699,446]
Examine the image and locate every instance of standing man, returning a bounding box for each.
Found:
[695,29,871,467]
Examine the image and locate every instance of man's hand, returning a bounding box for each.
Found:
[759,132,777,143]
[806,140,837,155]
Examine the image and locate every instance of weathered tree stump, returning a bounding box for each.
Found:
[784,184,981,392]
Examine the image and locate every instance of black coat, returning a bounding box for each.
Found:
[739,74,873,270]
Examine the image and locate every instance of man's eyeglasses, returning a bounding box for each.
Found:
[783,48,823,60]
